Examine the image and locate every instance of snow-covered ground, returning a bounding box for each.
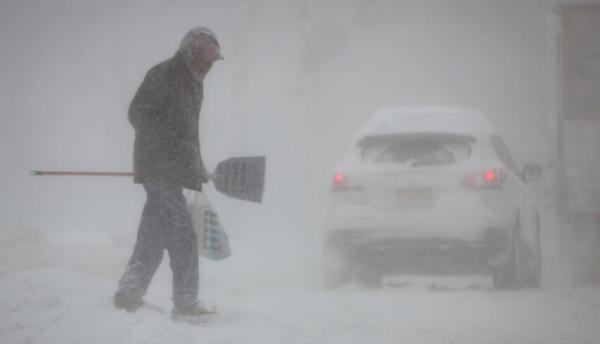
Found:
[1,209,600,344]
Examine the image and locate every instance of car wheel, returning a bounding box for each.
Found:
[322,250,352,289]
[492,228,522,289]
[323,265,352,289]
[356,267,383,288]
[525,225,542,288]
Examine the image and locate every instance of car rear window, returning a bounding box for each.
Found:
[357,133,475,166]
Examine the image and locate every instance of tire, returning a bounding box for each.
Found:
[323,265,352,289]
[493,228,521,289]
[356,267,383,288]
[525,224,542,288]
[322,249,352,289]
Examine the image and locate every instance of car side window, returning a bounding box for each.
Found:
[490,135,519,176]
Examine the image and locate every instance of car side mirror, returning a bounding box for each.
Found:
[522,164,542,183]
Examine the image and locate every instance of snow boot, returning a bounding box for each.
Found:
[171,301,217,324]
[113,292,144,312]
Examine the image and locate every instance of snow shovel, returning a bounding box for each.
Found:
[211,156,265,204]
[31,156,266,203]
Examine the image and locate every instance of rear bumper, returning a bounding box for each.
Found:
[328,194,514,242]
[326,228,510,275]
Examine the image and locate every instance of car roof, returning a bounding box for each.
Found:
[355,106,497,141]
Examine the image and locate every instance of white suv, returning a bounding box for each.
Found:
[324,107,542,288]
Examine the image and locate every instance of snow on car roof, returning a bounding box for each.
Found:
[355,106,497,140]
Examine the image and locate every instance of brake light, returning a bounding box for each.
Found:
[334,172,345,185]
[332,172,362,192]
[484,170,498,182]
[332,172,347,191]
[464,169,504,189]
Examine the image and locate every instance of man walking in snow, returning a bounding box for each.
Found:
[113,27,223,322]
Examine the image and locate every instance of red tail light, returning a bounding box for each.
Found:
[332,172,347,191]
[332,172,362,192]
[333,172,346,185]
[464,169,504,189]
[484,170,498,182]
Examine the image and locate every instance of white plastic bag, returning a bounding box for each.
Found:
[186,191,231,261]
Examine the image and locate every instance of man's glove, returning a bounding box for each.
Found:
[199,166,212,184]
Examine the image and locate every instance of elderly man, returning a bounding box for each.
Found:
[113,27,223,322]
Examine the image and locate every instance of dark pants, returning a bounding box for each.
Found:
[116,181,199,308]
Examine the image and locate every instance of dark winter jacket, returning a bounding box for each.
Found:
[129,51,207,191]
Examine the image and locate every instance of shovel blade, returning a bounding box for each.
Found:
[213,156,265,203]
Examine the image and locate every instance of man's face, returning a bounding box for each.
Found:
[193,39,221,74]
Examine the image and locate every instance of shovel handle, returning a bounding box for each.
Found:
[31,170,134,177]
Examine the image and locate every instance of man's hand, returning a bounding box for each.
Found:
[199,167,213,184]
